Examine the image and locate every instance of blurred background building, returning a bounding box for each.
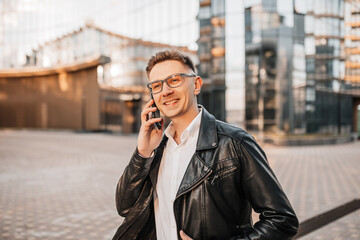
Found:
[197,0,360,139]
[1,0,360,139]
[0,0,198,133]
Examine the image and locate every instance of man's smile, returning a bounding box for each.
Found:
[163,98,180,106]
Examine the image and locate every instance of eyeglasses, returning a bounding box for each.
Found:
[147,73,196,94]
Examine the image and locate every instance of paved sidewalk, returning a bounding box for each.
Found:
[0,130,359,240]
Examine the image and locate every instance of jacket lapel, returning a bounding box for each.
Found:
[176,106,218,197]
[195,106,218,152]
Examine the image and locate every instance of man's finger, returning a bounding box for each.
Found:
[145,118,162,127]
[180,230,193,240]
[141,106,157,123]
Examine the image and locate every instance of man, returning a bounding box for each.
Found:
[112,50,298,240]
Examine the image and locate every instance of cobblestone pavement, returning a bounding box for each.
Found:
[0,130,359,240]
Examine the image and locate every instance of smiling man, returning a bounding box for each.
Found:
[112,50,298,240]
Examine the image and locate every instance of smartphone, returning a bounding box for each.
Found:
[151,93,162,130]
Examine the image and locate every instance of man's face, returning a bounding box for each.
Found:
[148,60,201,120]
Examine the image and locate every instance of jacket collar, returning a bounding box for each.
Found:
[196,105,218,151]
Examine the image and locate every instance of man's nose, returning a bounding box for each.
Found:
[162,82,174,97]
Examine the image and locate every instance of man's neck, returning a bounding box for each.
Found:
[171,106,200,145]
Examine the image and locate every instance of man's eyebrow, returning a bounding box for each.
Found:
[152,73,179,82]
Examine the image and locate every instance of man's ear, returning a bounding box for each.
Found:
[194,76,203,95]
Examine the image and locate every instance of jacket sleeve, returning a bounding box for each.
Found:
[115,148,155,217]
[234,133,299,240]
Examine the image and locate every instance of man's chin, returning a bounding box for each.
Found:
[162,109,180,120]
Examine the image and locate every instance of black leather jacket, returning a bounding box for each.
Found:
[113,108,298,240]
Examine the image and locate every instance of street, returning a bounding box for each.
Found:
[0,130,359,240]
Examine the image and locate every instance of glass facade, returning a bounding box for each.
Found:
[198,0,359,135]
[0,0,198,69]
[197,0,226,121]
[243,0,355,135]
[27,24,196,88]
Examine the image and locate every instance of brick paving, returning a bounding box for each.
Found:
[263,144,360,239]
[0,130,359,240]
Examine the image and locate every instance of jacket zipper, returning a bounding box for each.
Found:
[173,170,213,239]
[210,166,238,185]
[175,169,213,200]
[210,175,219,185]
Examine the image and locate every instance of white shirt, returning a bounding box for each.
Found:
[154,109,202,240]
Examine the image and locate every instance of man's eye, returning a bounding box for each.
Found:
[152,83,161,90]
[169,77,180,84]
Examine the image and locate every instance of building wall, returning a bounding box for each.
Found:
[0,66,100,130]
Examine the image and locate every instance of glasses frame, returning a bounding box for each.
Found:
[147,73,196,94]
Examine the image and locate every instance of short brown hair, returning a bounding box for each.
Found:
[145,49,196,77]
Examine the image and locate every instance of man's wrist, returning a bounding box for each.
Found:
[137,148,154,158]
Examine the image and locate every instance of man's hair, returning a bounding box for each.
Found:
[145,49,196,77]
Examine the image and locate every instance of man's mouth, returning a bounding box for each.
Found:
[163,99,179,105]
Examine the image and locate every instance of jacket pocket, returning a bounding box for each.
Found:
[208,165,238,185]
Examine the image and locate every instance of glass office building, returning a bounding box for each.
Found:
[198,0,360,135]
[197,0,227,122]
[27,23,196,88]
[345,0,360,135]
[0,0,198,69]
[0,0,199,133]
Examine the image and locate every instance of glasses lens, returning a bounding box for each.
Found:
[167,75,182,88]
[150,81,162,93]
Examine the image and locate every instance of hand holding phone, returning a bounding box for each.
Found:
[137,96,163,157]
[151,94,162,130]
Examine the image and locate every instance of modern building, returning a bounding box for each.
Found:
[197,0,227,122]
[345,0,360,136]
[0,56,110,131]
[0,0,198,69]
[1,23,196,133]
[197,0,360,137]
[27,23,196,88]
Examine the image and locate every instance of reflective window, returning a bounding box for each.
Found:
[294,0,307,14]
[212,57,225,74]
[198,41,211,56]
[213,37,225,48]
[305,15,314,34]
[213,25,225,38]
[314,59,342,79]
[211,0,225,17]
[277,0,294,27]
[306,58,315,74]
[339,0,344,17]
[198,61,211,79]
[199,6,211,19]
[200,18,211,29]
[314,0,326,15]
[294,14,305,37]
[263,0,276,11]
[306,87,316,101]
[305,37,315,55]
[330,0,339,16]
[251,12,262,43]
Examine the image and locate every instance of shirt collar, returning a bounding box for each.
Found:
[164,108,202,145]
